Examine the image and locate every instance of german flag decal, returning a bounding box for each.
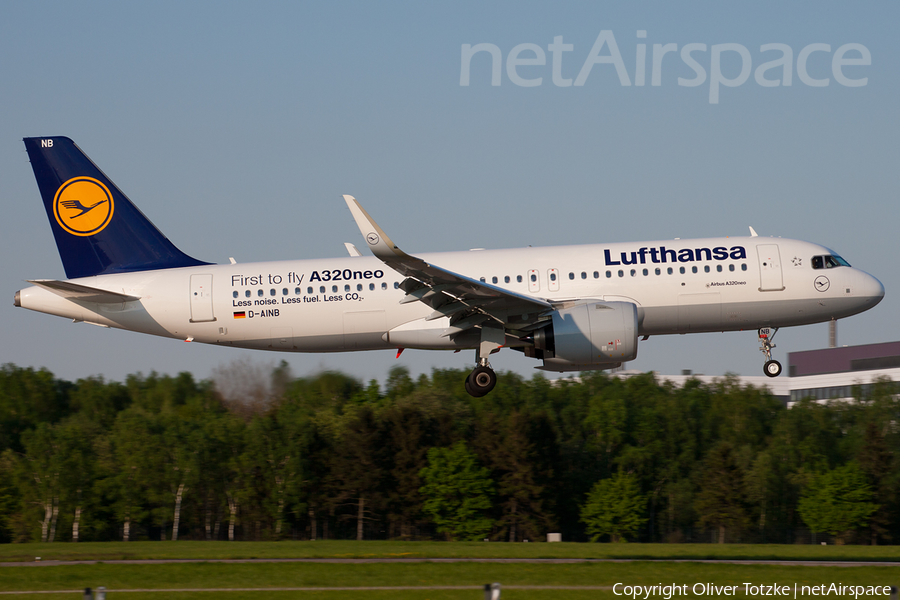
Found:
[233,311,246,319]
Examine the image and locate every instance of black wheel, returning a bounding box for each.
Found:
[464,372,478,397]
[465,365,497,397]
[763,360,782,378]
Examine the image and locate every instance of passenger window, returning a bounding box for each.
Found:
[283,288,288,295]
[332,285,338,293]
[232,291,238,298]
[630,269,636,277]
[245,290,251,298]
[258,289,264,297]
[357,284,362,291]
[581,272,587,279]
[704,265,710,273]
[517,275,523,283]
[394,282,400,289]
[642,268,648,276]
[308,287,313,294]
[568,272,574,280]
[344,285,350,292]
[320,286,326,293]
[593,271,599,279]
[741,264,748,271]
[270,289,276,296]
[618,270,624,277]
[655,268,661,275]
[550,273,557,282]
[504,276,510,283]
[382,282,388,290]
[492,276,498,284]
[294,287,300,295]
[729,264,735,272]
[606,271,612,278]
[531,274,537,282]
[692,266,698,274]
[717,265,723,272]
[667,267,673,275]
[480,277,486,283]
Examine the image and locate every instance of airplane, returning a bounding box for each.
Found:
[15,137,885,397]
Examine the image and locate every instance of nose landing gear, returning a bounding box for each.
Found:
[759,327,782,377]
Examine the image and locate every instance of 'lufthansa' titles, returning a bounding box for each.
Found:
[604,245,747,266]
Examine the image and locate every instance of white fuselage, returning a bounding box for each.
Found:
[17,237,884,354]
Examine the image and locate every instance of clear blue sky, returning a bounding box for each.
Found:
[1,1,897,386]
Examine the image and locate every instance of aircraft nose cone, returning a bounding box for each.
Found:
[860,272,885,306]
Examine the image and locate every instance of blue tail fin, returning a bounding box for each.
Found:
[24,136,211,279]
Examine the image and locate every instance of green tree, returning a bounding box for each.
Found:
[580,471,647,542]
[19,423,65,542]
[103,409,161,541]
[856,420,896,544]
[55,415,100,542]
[476,410,555,542]
[695,442,749,543]
[0,365,69,453]
[0,450,20,542]
[379,390,459,539]
[798,462,878,542]
[239,414,303,540]
[420,441,494,541]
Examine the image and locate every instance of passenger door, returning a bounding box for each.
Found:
[189,274,216,322]
[757,244,785,292]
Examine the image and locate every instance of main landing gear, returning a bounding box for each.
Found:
[465,363,497,397]
[465,324,503,397]
[758,327,782,378]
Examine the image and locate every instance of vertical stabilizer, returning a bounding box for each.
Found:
[24,136,210,279]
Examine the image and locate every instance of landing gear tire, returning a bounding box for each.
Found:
[764,360,782,378]
[465,365,497,397]
[464,373,477,397]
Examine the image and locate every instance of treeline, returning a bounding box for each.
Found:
[0,362,897,544]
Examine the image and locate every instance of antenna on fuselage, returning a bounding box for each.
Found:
[749,226,759,237]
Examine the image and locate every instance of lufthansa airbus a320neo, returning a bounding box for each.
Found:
[15,137,884,396]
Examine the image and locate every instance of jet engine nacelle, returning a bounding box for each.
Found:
[535,301,639,372]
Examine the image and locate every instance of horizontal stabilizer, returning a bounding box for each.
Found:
[28,279,140,303]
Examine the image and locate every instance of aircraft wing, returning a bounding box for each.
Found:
[28,279,141,303]
[342,195,552,333]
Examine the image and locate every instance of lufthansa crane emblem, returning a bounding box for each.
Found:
[53,177,114,236]
[814,276,830,292]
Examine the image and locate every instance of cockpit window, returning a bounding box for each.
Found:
[812,254,851,269]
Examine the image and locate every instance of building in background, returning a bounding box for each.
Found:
[786,341,900,405]
[611,340,900,407]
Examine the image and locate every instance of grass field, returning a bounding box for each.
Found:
[1,542,899,599]
[2,540,900,563]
